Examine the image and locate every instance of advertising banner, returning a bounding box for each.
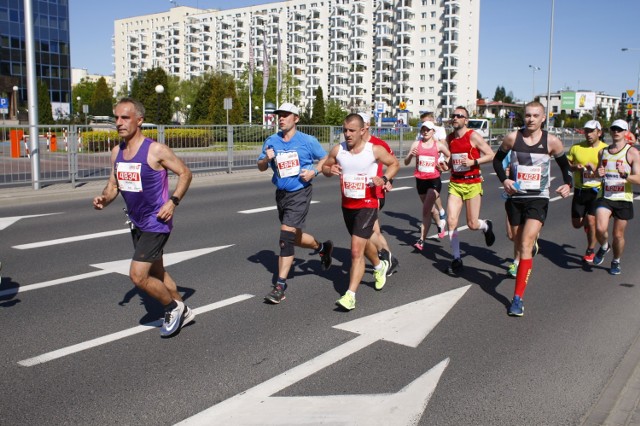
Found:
[561,92,575,109]
[575,91,596,110]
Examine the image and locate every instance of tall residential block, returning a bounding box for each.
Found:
[113,0,479,119]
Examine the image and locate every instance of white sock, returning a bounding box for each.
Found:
[347,290,356,298]
[374,262,384,270]
[450,230,460,259]
[602,242,609,251]
[478,219,488,232]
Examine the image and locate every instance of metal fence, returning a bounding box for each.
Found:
[0,123,594,188]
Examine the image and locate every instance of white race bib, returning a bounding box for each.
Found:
[451,153,469,172]
[116,162,143,192]
[604,177,626,200]
[516,165,542,190]
[275,151,300,178]
[342,174,368,199]
[417,155,436,173]
[582,168,600,187]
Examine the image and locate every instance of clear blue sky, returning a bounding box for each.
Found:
[69,0,640,102]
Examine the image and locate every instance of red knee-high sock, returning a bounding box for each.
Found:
[514,258,533,298]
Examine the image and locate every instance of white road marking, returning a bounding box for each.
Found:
[0,246,234,298]
[177,286,470,425]
[18,294,254,367]
[0,213,62,231]
[13,229,130,249]
[239,201,319,214]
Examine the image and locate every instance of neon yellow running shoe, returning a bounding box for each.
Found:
[507,262,517,278]
[374,260,389,290]
[336,292,356,310]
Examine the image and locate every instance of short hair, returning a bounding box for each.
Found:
[420,111,435,120]
[115,97,146,119]
[525,101,545,113]
[344,113,364,128]
[453,106,470,117]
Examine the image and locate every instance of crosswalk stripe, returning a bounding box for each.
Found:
[239,201,319,214]
[13,229,130,250]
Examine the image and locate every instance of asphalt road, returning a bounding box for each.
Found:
[1,165,640,425]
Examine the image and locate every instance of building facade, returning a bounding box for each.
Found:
[113,0,479,119]
[0,0,72,118]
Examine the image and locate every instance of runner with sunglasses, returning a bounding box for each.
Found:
[443,106,496,275]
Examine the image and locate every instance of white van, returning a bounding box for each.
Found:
[467,118,490,140]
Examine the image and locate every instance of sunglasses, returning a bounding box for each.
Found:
[610,127,625,132]
[451,114,467,119]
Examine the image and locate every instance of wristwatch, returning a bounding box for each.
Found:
[170,196,180,206]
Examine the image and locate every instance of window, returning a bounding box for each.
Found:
[430,24,436,30]
[420,62,426,69]
[420,87,425,94]
[429,49,435,56]
[430,37,436,44]
[429,74,435,81]
[420,100,425,106]
[429,62,435,68]
[429,87,434,94]
[420,75,426,81]
[431,11,436,18]
[421,25,427,31]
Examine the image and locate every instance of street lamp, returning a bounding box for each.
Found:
[154,84,164,124]
[621,48,640,125]
[12,85,18,120]
[186,104,191,124]
[529,65,541,101]
[173,96,180,123]
[76,96,81,124]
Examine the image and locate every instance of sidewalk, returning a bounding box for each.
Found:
[0,168,271,207]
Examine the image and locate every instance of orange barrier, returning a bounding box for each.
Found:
[10,129,23,158]
[50,134,57,151]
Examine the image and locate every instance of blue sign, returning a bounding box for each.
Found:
[508,112,516,119]
[0,98,7,108]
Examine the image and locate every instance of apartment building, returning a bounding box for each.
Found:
[113,0,479,119]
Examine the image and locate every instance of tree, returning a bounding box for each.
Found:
[37,80,54,124]
[72,79,96,121]
[91,77,114,116]
[189,74,214,124]
[477,89,483,99]
[207,72,243,124]
[311,86,325,124]
[493,86,506,102]
[132,68,171,124]
[324,100,348,126]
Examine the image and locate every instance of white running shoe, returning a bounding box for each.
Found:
[182,305,196,328]
[160,300,185,337]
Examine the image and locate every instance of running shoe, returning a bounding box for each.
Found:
[507,263,517,278]
[593,246,610,266]
[609,260,621,275]
[182,305,196,328]
[388,255,399,276]
[265,283,287,304]
[437,219,447,239]
[532,237,539,257]
[374,260,389,290]
[413,239,424,251]
[508,296,524,317]
[484,219,495,247]
[379,249,399,276]
[445,258,464,274]
[319,240,334,271]
[582,249,595,263]
[336,292,356,310]
[160,300,185,337]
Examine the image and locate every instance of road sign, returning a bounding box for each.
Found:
[399,101,407,110]
[508,112,516,119]
[375,102,386,113]
[0,97,8,114]
[628,104,634,110]
[223,98,232,110]
[627,90,635,98]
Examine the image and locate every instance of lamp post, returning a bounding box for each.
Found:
[173,96,180,123]
[154,84,164,124]
[12,85,18,120]
[186,104,191,124]
[76,96,81,124]
[528,65,541,101]
[621,48,640,125]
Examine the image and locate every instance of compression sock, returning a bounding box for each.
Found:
[514,258,533,298]
[449,229,460,259]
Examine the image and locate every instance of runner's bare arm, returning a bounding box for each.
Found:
[321,145,341,177]
[93,145,120,210]
[625,147,640,184]
[469,131,495,167]
[371,145,399,186]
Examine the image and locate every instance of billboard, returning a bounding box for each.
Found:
[560,91,596,110]
[561,92,575,109]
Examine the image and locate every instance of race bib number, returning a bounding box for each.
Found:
[516,165,541,190]
[275,151,300,178]
[116,162,143,192]
[342,174,368,199]
[451,153,469,172]
[582,168,600,186]
[604,177,626,200]
[417,155,436,173]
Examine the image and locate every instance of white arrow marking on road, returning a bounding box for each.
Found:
[18,293,254,367]
[239,201,318,214]
[0,213,61,231]
[13,229,130,249]
[177,285,471,425]
[0,246,234,297]
[391,186,412,191]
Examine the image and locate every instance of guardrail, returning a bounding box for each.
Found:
[0,124,601,188]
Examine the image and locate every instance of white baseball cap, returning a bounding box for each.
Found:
[275,102,300,115]
[420,121,436,130]
[583,120,601,130]
[357,112,371,123]
[610,119,629,131]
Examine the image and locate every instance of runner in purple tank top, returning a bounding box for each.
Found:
[93,97,193,338]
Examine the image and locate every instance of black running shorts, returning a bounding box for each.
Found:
[342,207,378,239]
[130,228,170,263]
[276,185,313,229]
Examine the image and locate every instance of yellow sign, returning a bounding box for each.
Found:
[549,112,554,118]
[399,101,406,110]
[627,90,636,97]
[628,103,634,109]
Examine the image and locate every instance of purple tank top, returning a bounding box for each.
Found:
[115,138,171,233]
